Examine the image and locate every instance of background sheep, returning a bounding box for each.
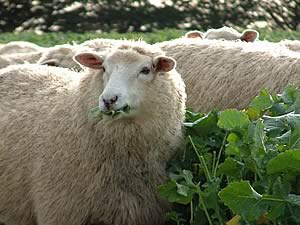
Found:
[0,41,186,225]
[0,41,45,55]
[157,38,300,112]
[279,39,300,53]
[185,26,259,42]
[37,43,90,70]
[38,38,124,70]
[0,51,44,69]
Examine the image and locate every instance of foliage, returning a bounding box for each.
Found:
[0,29,300,47]
[0,29,183,46]
[0,0,299,33]
[159,86,300,225]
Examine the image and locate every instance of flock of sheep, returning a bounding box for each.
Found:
[0,26,300,225]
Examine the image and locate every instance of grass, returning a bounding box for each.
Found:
[0,28,299,46]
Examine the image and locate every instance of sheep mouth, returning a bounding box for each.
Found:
[88,105,131,120]
[102,105,131,118]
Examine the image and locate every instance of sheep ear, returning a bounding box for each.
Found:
[73,52,104,69]
[241,29,259,42]
[40,59,58,67]
[153,56,176,73]
[185,30,204,39]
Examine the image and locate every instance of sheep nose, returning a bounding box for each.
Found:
[102,95,118,109]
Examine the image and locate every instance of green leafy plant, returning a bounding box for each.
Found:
[159,85,300,225]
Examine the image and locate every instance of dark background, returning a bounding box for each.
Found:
[0,0,299,33]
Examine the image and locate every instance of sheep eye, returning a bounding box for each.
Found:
[102,67,106,72]
[140,67,150,75]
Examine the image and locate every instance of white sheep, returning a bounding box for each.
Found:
[0,41,45,55]
[185,26,259,42]
[38,39,124,70]
[0,51,44,69]
[279,39,300,53]
[0,40,186,225]
[156,38,300,112]
[37,43,90,70]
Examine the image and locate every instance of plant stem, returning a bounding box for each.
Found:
[215,203,224,225]
[197,187,213,225]
[190,200,193,224]
[213,132,228,178]
[212,151,216,178]
[188,135,212,182]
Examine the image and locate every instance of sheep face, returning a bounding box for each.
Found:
[74,50,176,119]
[38,44,83,71]
[204,27,259,42]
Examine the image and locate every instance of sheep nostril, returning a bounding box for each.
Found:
[110,95,118,104]
[102,98,110,109]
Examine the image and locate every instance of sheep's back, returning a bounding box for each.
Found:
[159,39,300,112]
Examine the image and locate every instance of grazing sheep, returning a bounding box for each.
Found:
[0,41,45,55]
[0,41,186,225]
[38,39,124,70]
[0,51,44,69]
[279,39,300,53]
[186,26,259,42]
[38,44,90,70]
[185,30,204,39]
[157,38,300,112]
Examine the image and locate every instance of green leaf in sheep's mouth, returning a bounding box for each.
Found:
[89,105,131,120]
[88,106,103,121]
[103,105,131,118]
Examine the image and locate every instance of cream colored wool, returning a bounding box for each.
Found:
[0,41,186,225]
[0,51,43,69]
[279,39,300,53]
[0,41,45,55]
[156,38,300,112]
[38,43,89,70]
[38,39,124,70]
[185,26,259,42]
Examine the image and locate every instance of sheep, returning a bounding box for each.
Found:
[156,38,300,112]
[37,43,89,70]
[38,39,124,70]
[0,40,186,225]
[186,26,259,42]
[0,51,44,69]
[0,41,45,55]
[279,39,300,53]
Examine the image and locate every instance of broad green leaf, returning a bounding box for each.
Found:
[280,85,299,104]
[185,111,218,136]
[289,128,300,149]
[181,169,195,186]
[226,133,244,157]
[201,180,220,209]
[176,183,190,197]
[286,194,300,206]
[249,89,273,113]
[218,109,250,130]
[253,120,266,151]
[267,150,300,174]
[250,120,267,160]
[217,157,243,178]
[158,180,193,205]
[219,181,265,221]
[264,112,300,131]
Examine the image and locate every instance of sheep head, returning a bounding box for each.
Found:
[74,46,176,120]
